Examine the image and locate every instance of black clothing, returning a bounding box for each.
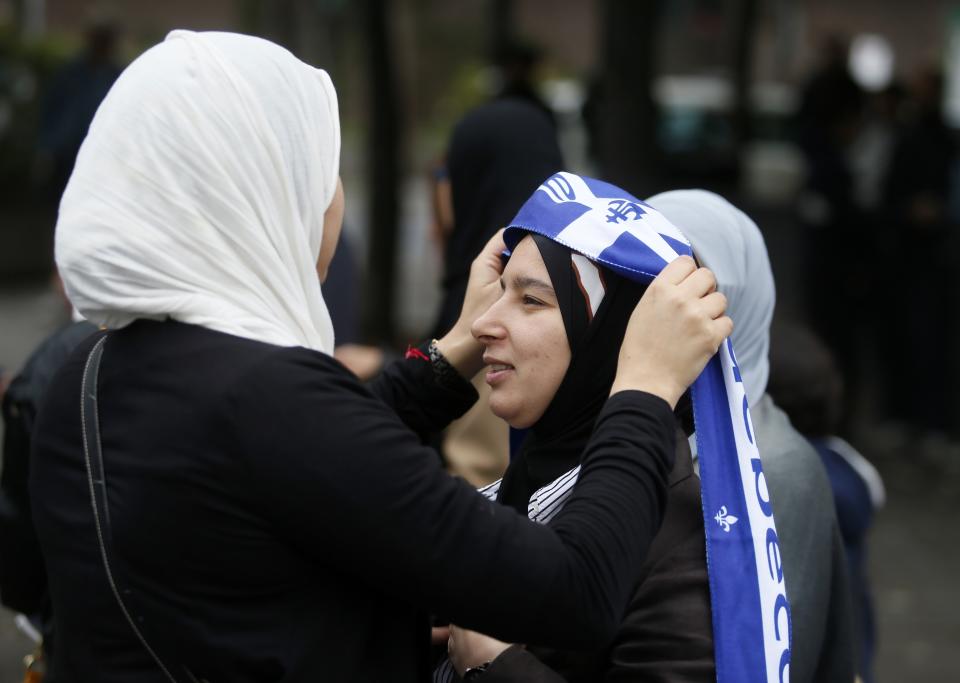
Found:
[881,110,958,432]
[31,320,677,682]
[483,435,714,683]
[1,321,96,683]
[433,99,563,336]
[1,320,98,683]
[1,321,96,615]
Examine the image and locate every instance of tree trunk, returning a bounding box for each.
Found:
[361,0,401,343]
[594,0,663,196]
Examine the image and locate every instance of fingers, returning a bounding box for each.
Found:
[677,265,717,297]
[713,314,734,343]
[481,228,507,260]
[431,626,450,646]
[657,255,697,285]
[700,291,728,320]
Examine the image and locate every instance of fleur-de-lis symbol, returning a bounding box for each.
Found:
[714,506,739,532]
[605,199,645,224]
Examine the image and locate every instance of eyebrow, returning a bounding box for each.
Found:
[502,275,556,297]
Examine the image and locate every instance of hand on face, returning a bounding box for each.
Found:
[436,229,509,378]
[447,624,513,676]
[611,255,732,407]
[471,235,571,428]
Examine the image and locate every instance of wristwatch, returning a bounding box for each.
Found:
[462,661,491,680]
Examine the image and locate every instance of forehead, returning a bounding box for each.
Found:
[504,235,550,279]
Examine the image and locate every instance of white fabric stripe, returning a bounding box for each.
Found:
[529,466,581,523]
[533,468,579,509]
[717,343,789,681]
[529,465,579,501]
[478,478,502,501]
[433,656,456,683]
[571,254,604,318]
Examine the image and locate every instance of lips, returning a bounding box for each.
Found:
[483,356,515,386]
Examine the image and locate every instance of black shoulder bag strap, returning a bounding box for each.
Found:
[81,335,199,683]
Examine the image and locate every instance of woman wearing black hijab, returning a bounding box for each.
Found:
[432,99,564,337]
[442,234,715,682]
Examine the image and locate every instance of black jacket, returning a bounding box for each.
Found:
[30,320,678,682]
[477,433,714,683]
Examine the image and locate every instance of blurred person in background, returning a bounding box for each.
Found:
[796,35,867,424]
[1,310,96,681]
[491,41,554,126]
[29,31,730,681]
[849,83,906,217]
[1,273,96,680]
[34,19,121,200]
[431,99,563,485]
[881,65,958,439]
[768,321,884,683]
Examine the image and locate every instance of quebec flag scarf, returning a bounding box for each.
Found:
[504,172,792,683]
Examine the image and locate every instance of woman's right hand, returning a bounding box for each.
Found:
[611,256,732,408]
[436,230,507,378]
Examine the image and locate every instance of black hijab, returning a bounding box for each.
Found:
[433,99,563,335]
[497,234,694,513]
[496,234,646,511]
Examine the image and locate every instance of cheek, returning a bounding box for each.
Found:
[520,328,571,424]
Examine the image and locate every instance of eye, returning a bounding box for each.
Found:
[522,295,545,306]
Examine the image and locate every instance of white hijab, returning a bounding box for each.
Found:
[647,190,775,406]
[55,30,340,354]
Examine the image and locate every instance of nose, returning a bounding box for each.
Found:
[471,295,507,345]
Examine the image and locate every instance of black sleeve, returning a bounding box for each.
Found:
[481,646,568,683]
[365,343,478,439]
[232,349,675,650]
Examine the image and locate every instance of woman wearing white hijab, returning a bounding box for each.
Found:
[30,32,731,682]
[647,190,857,683]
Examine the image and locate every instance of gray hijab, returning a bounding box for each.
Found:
[646,189,775,407]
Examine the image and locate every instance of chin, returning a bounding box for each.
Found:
[488,396,531,429]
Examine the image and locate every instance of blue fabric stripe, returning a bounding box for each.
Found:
[693,358,768,682]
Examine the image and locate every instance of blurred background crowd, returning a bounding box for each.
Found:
[0,0,958,680]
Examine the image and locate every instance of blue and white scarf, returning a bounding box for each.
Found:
[505,172,792,683]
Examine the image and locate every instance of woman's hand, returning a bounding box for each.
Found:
[611,256,732,408]
[436,230,507,378]
[447,624,514,676]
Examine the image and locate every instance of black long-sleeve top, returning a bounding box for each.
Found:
[30,320,676,682]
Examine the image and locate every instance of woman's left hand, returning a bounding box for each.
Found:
[448,624,514,676]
